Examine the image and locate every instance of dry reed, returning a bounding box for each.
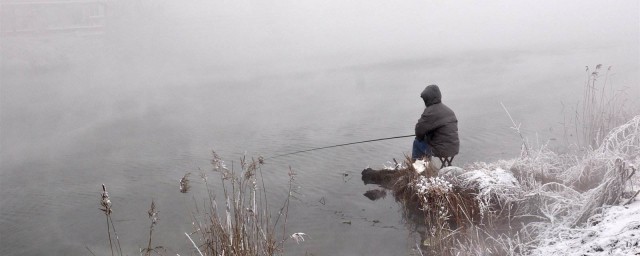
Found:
[186,151,301,256]
[99,184,123,256]
[577,65,631,148]
[142,199,164,256]
[96,151,302,256]
[179,173,191,193]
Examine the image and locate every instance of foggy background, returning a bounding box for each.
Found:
[1,0,638,255]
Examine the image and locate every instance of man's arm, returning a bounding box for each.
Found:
[415,110,437,140]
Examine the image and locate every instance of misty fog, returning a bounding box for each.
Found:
[1,0,638,255]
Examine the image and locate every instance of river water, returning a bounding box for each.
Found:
[1,34,638,255]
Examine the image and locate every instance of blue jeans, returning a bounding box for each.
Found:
[412,139,433,160]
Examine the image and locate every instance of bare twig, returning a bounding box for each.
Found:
[501,102,530,156]
[624,190,640,206]
[184,232,204,256]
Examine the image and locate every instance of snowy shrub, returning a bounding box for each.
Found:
[522,115,640,255]
[401,116,640,256]
[366,116,640,255]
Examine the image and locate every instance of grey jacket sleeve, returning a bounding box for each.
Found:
[415,108,438,140]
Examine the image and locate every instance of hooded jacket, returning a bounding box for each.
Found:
[415,85,460,157]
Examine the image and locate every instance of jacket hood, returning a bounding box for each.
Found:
[420,84,442,106]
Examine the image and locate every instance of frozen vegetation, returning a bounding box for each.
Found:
[525,115,640,255]
[396,115,640,255]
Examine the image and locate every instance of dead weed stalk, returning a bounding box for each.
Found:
[99,184,123,256]
[186,151,301,256]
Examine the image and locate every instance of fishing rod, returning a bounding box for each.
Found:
[266,134,415,159]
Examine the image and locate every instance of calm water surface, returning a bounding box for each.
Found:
[1,42,637,255]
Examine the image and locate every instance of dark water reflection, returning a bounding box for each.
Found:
[1,44,638,255]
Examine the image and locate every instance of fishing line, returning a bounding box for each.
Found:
[265,134,415,160]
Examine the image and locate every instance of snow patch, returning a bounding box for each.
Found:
[414,176,453,195]
[533,199,640,255]
[413,159,427,174]
[460,167,519,191]
[439,166,466,178]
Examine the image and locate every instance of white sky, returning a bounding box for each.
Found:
[151,0,637,66]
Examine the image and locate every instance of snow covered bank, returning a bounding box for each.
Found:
[525,116,640,255]
[394,116,640,255]
[532,199,640,255]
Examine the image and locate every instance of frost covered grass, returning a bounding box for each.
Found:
[390,157,487,254]
[388,116,640,255]
[520,115,640,255]
[578,65,633,148]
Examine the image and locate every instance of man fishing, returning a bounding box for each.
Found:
[270,84,458,162]
[413,84,459,165]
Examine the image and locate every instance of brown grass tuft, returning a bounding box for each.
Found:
[186,151,299,256]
